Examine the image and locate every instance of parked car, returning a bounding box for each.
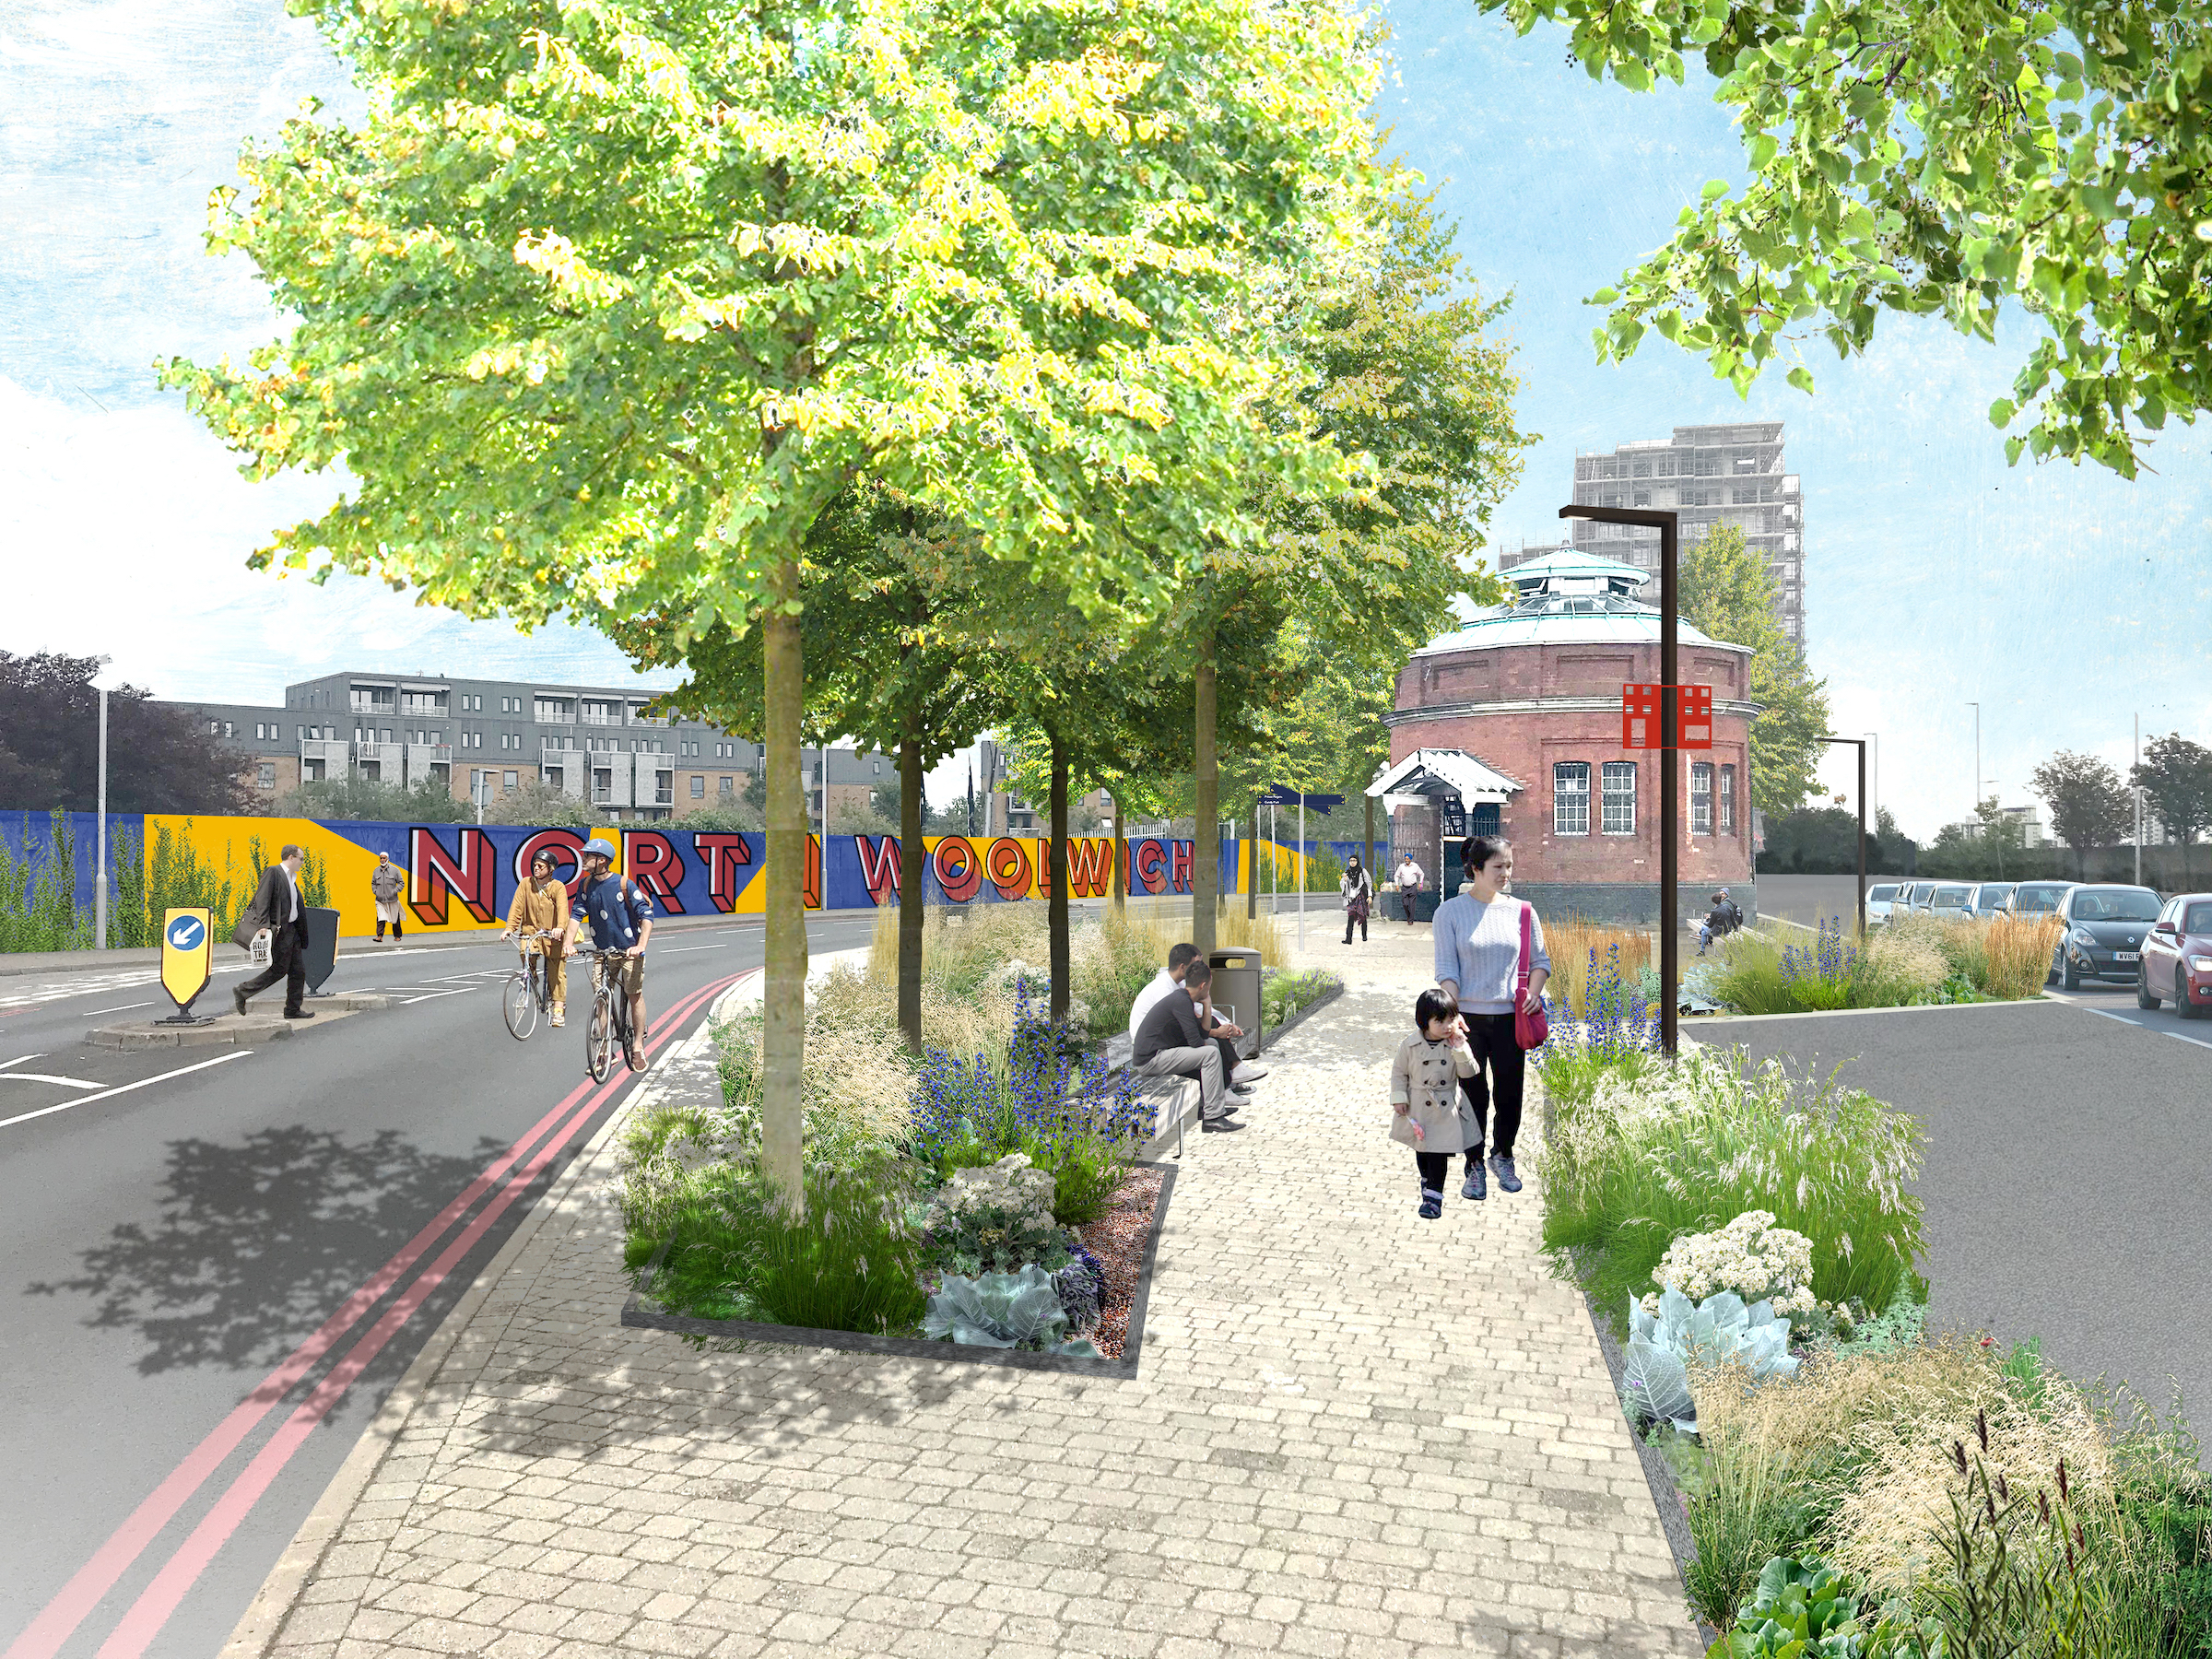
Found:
[1865,882,1900,926]
[2047,884,2164,990]
[1895,880,1939,915]
[1928,883,1978,920]
[1970,882,2016,918]
[2007,881,2076,918]
[2138,894,2212,1018]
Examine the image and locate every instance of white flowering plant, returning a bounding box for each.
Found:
[1644,1210,1818,1323]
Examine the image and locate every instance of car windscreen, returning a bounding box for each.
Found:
[1868,885,1899,901]
[1975,885,2014,907]
[2070,888,2162,922]
[2012,885,2067,912]
[1933,886,1973,904]
[2186,903,2212,934]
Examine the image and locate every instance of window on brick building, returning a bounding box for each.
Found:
[1602,761,1637,834]
[1691,763,1712,835]
[1553,763,1589,835]
[1720,765,1736,834]
[718,776,734,796]
[691,775,705,798]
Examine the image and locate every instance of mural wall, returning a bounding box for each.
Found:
[40,816,1205,939]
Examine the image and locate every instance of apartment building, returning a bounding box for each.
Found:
[175,670,888,821]
[1503,420,1806,647]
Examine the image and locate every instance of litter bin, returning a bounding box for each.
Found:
[1206,946,1264,1061]
[303,906,341,995]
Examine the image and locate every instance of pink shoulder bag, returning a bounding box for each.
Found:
[1513,901,1548,1050]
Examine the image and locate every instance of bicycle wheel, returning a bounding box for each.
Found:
[503,965,539,1041]
[586,994,613,1082]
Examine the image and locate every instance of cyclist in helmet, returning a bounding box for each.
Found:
[563,839,653,1070]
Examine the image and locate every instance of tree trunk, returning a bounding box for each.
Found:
[1112,801,1124,911]
[762,591,806,1219]
[1193,627,1218,955]
[1050,732,1070,1022]
[898,721,925,1055]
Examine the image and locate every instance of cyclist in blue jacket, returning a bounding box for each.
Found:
[563,839,653,1070]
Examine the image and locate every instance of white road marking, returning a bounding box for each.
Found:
[0,1073,105,1089]
[402,988,474,1005]
[0,1053,48,1071]
[0,1050,253,1131]
[662,945,723,954]
[84,1002,156,1016]
[2168,1031,2212,1052]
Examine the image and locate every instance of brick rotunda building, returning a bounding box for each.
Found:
[1373,548,1758,924]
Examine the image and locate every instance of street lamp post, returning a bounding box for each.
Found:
[1559,504,1678,1055]
[92,657,114,950]
[1820,736,1870,936]
[1969,702,1981,826]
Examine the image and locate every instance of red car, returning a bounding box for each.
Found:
[2138,893,2212,1018]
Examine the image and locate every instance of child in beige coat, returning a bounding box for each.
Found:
[1392,988,1478,1219]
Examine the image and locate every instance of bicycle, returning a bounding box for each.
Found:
[581,947,640,1082]
[501,930,564,1041]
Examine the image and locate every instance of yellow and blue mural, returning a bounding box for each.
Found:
[2,812,1205,942]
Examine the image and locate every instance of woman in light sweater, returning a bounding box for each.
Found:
[1430,835,1550,1202]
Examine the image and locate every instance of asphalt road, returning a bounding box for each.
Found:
[1704,983,2212,1432]
[0,915,877,1659]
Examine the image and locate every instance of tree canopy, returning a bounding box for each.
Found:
[1678,523,1829,813]
[2132,733,2212,850]
[0,653,253,816]
[2031,748,2133,870]
[1479,0,2212,477]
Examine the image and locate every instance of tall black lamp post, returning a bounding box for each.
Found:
[1559,505,1680,1055]
[1821,735,1871,936]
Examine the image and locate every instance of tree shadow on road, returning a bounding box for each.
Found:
[26,1124,506,1376]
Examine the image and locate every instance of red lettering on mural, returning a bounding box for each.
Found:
[933,837,982,904]
[692,834,754,913]
[408,826,497,925]
[985,837,1030,900]
[804,834,822,912]
[513,829,586,897]
[1134,838,1167,895]
[1065,837,1112,899]
[622,831,686,914]
[855,835,902,907]
[1171,840,1193,893]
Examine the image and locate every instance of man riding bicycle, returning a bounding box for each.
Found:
[563,839,653,1071]
[502,848,571,1026]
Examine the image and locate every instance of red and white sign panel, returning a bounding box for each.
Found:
[1680,683,1713,749]
[1622,683,1661,750]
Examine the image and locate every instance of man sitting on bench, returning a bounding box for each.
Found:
[1128,942,1268,1089]
[1134,958,1245,1134]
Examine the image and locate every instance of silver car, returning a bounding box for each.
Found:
[1865,882,1900,926]
[1928,883,1978,920]
[1970,881,2017,918]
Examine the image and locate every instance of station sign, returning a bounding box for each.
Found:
[1679,683,1713,749]
[1621,683,1714,749]
[1621,683,1661,749]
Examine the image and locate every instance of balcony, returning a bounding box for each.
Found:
[349,696,395,715]
[580,711,622,726]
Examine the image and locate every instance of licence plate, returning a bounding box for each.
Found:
[2113,952,2139,962]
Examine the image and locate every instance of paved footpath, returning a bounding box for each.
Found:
[228,924,1701,1659]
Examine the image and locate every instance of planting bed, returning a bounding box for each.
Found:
[622,1160,1175,1379]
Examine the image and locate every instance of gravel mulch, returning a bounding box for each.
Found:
[1077,1163,1164,1359]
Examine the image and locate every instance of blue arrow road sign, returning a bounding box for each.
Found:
[166,914,206,951]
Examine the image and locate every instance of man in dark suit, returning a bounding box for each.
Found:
[234,843,315,1019]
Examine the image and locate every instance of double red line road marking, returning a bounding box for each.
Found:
[7,969,753,1659]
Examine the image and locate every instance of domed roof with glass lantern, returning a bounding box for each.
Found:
[1415,547,1747,656]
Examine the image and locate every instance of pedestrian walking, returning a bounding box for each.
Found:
[1393,853,1425,925]
[1391,988,1477,1219]
[1340,856,1374,944]
[371,852,405,942]
[232,843,315,1021]
[505,848,571,1026]
[1431,835,1549,1201]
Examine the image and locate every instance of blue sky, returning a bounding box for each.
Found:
[4,0,2206,835]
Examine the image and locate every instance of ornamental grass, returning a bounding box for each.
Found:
[1546,919,1653,1020]
[1539,1046,1926,1335]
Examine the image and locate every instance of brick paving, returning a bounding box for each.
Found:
[231,922,1701,1659]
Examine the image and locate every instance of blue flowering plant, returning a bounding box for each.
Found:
[1535,944,1664,1112]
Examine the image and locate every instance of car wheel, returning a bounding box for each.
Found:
[2139,961,2161,1010]
[2060,950,2082,992]
[2181,975,2202,1021]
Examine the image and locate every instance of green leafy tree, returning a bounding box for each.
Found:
[2133,733,2212,883]
[162,0,1381,1210]
[2031,749,2133,877]
[1679,523,1829,814]
[1480,0,2212,477]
